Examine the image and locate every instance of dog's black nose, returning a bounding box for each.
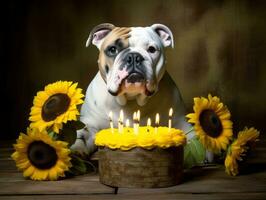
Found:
[125,52,144,67]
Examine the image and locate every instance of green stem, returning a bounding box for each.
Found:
[72,154,97,173]
[185,127,194,135]
[82,160,97,173]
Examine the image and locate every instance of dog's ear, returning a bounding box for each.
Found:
[86,23,115,49]
[151,24,174,48]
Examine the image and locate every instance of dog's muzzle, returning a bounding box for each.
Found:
[124,52,146,82]
[107,51,156,97]
[126,72,144,83]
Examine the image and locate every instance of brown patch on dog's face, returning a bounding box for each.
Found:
[97,27,131,81]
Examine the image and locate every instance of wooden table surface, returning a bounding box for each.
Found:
[1,139,266,200]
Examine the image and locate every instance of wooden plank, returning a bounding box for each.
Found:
[0,173,114,195]
[0,147,13,159]
[117,166,266,194]
[0,166,265,195]
[0,193,266,200]
[0,159,17,172]
[0,172,24,182]
[0,140,14,148]
[0,172,101,183]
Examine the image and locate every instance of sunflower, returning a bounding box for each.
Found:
[29,81,84,133]
[225,127,259,176]
[11,128,72,181]
[186,94,233,153]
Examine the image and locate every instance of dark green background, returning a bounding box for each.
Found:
[2,0,266,139]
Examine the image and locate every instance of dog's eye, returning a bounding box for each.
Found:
[108,46,118,56]
[147,46,157,53]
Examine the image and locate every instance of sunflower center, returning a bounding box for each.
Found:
[27,141,58,169]
[41,93,70,122]
[199,109,223,138]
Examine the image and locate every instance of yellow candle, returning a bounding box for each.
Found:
[155,113,160,134]
[147,118,151,132]
[118,110,124,133]
[108,111,114,133]
[137,110,140,120]
[133,112,138,134]
[168,108,173,131]
[125,119,130,133]
[136,110,140,133]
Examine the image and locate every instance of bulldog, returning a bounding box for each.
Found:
[71,23,196,156]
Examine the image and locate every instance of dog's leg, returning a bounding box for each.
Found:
[70,128,89,156]
[71,126,99,156]
[84,127,98,155]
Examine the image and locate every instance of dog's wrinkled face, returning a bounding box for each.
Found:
[86,23,174,105]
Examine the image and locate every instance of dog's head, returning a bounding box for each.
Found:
[86,23,174,105]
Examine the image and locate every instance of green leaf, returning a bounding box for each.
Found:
[48,131,58,140]
[69,154,87,175]
[69,120,86,130]
[58,123,77,146]
[72,162,87,174]
[184,136,205,168]
[68,168,81,176]
[57,121,85,146]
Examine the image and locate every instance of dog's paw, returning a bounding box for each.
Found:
[70,138,89,157]
[85,138,98,156]
[205,150,214,163]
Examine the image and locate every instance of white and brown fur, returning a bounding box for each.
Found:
[71,24,196,157]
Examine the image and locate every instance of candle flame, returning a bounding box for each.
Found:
[155,113,159,134]
[133,112,137,120]
[169,108,173,117]
[147,118,151,126]
[155,113,160,126]
[137,110,140,122]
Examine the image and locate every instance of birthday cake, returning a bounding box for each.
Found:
[95,126,186,150]
[95,110,187,188]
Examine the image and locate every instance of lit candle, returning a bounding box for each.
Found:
[168,108,173,131]
[147,118,151,132]
[126,119,130,127]
[125,119,130,133]
[137,110,140,121]
[118,110,124,133]
[136,110,140,133]
[108,111,114,133]
[155,113,160,133]
[133,112,138,134]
